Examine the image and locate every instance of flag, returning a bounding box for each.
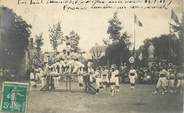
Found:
[171,10,179,24]
[134,15,143,27]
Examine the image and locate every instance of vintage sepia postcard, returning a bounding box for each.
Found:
[0,0,183,113]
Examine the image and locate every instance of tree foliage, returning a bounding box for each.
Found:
[171,12,184,65]
[49,22,63,52]
[34,33,44,57]
[140,34,181,65]
[66,30,80,52]
[105,12,131,66]
[107,12,122,40]
[0,7,31,70]
[171,12,184,41]
[35,33,43,52]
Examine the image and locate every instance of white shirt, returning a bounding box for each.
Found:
[60,60,66,67]
[128,69,137,77]
[78,68,84,75]
[30,72,35,80]
[94,70,101,78]
[101,69,108,76]
[111,70,119,78]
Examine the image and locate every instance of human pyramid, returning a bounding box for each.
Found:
[29,49,124,96]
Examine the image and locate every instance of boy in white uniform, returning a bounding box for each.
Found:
[87,62,95,83]
[94,67,102,94]
[110,65,120,96]
[37,67,45,88]
[59,58,66,81]
[60,58,66,72]
[176,70,184,93]
[30,69,36,90]
[154,68,169,95]
[51,61,61,88]
[72,59,85,87]
[128,67,138,89]
[168,69,176,93]
[35,68,40,85]
[101,66,109,88]
[65,58,74,74]
[73,59,83,73]
[77,64,85,87]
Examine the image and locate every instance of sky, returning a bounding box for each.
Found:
[0,0,183,57]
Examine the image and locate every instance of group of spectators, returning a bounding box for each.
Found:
[120,62,184,94]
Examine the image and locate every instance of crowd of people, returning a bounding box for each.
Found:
[29,50,184,96]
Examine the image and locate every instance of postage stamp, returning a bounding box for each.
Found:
[1,82,29,113]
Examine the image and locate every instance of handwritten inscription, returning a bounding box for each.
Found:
[17,0,173,11]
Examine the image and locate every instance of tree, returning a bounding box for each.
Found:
[49,22,63,52]
[66,30,80,52]
[119,32,131,63]
[120,32,131,48]
[34,33,44,57]
[171,12,184,41]
[171,12,184,65]
[141,34,180,65]
[107,12,122,40]
[105,12,131,66]
[0,7,31,75]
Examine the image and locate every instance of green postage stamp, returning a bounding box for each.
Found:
[1,81,29,113]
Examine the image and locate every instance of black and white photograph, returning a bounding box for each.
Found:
[0,0,183,113]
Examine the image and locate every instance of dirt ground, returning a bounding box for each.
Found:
[0,82,183,113]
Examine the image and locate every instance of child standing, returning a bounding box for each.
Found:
[128,67,138,89]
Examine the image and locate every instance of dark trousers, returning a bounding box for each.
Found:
[83,75,96,94]
[40,75,55,91]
